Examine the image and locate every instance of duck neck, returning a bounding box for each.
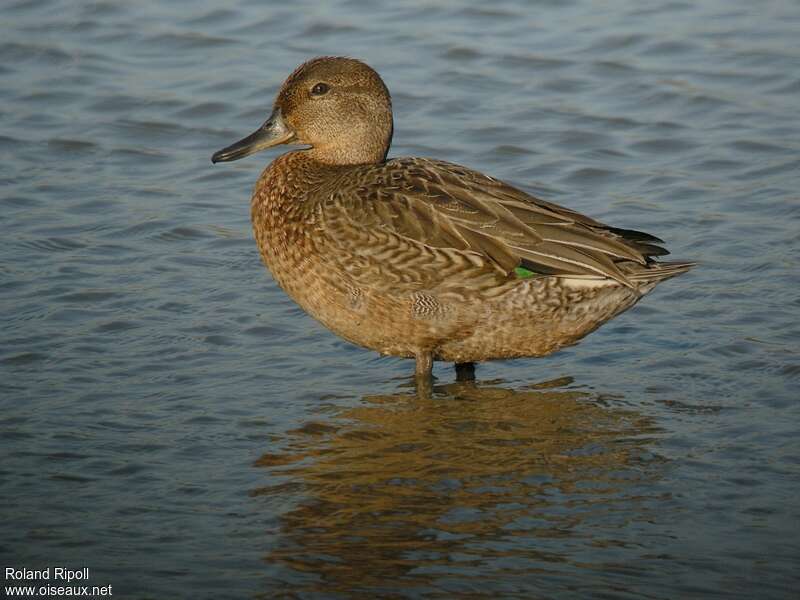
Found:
[305,144,385,165]
[305,118,393,166]
[258,152,329,199]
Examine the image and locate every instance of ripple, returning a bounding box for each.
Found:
[153,226,213,242]
[50,473,96,484]
[770,79,800,95]
[19,237,87,252]
[55,291,120,303]
[563,167,616,184]
[47,138,98,153]
[21,90,85,105]
[779,364,800,378]
[461,6,517,19]
[540,77,591,93]
[184,8,239,26]
[89,94,148,113]
[630,138,699,153]
[0,41,71,65]
[111,119,190,143]
[115,219,174,238]
[94,321,141,333]
[730,139,791,154]
[174,102,228,119]
[157,301,191,314]
[303,21,361,36]
[585,33,647,52]
[491,144,533,156]
[108,463,148,476]
[107,147,167,163]
[642,40,699,56]
[733,159,800,181]
[591,60,638,75]
[203,334,235,347]
[496,53,573,71]
[0,135,24,150]
[694,158,745,171]
[0,352,47,366]
[1,195,43,208]
[442,46,481,61]
[554,129,614,149]
[143,31,236,50]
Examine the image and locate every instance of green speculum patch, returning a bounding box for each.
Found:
[514,266,538,279]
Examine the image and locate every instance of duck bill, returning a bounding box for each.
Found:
[211,108,295,163]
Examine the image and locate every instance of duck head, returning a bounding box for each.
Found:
[212,56,393,166]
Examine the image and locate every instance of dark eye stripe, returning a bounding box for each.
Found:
[311,82,330,96]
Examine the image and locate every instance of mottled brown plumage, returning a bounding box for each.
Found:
[212,57,693,380]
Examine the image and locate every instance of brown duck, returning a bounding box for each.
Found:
[212,57,693,380]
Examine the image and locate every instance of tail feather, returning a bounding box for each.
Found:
[606,226,665,244]
[627,260,696,284]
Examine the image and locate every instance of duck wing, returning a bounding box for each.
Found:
[323,157,668,288]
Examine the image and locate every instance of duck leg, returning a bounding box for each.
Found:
[415,352,433,379]
[414,352,434,398]
[455,362,476,382]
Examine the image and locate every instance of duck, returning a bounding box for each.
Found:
[212,56,693,382]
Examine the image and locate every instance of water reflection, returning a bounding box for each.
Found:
[252,379,667,596]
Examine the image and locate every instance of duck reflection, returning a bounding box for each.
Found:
[252,378,665,596]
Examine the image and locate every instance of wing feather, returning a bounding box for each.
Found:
[324,157,670,288]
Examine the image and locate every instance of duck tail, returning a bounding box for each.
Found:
[628,260,696,284]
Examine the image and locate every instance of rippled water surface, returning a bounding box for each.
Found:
[2,0,799,598]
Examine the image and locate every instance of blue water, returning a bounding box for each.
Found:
[1,0,798,598]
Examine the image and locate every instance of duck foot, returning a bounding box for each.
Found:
[455,362,476,382]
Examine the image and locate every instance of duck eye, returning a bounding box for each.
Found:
[310,82,330,96]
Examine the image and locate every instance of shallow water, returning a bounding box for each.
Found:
[1,0,799,598]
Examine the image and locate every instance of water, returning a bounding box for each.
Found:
[1,0,798,597]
